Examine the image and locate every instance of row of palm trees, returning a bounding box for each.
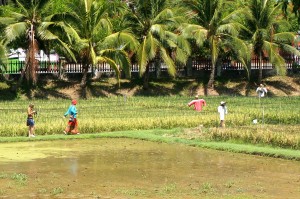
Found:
[0,0,300,90]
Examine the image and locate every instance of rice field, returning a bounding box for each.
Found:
[0,96,299,148]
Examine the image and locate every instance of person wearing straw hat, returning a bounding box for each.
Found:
[188,95,206,112]
[218,101,227,127]
[27,103,37,137]
[63,99,79,135]
[256,84,268,98]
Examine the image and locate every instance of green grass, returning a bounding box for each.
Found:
[11,173,27,185]
[0,129,299,161]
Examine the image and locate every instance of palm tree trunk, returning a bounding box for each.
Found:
[247,59,252,81]
[15,65,28,91]
[207,38,217,89]
[207,62,216,88]
[81,63,89,88]
[26,23,38,87]
[258,53,263,84]
[143,64,150,90]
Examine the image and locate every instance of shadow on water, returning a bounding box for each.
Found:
[0,139,299,198]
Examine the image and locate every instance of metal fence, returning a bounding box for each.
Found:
[1,55,299,75]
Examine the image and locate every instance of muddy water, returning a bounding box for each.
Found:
[0,139,299,199]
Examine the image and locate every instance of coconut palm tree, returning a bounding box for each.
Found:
[121,0,191,89]
[61,0,138,88]
[0,0,74,86]
[245,0,300,83]
[179,0,248,88]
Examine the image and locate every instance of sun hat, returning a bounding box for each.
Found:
[220,101,226,105]
[72,99,77,105]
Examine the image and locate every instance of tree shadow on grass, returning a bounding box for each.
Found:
[86,78,204,97]
[134,78,204,96]
[33,78,79,99]
[266,80,297,96]
[214,82,247,96]
[292,76,300,86]
[0,88,19,101]
[33,87,71,99]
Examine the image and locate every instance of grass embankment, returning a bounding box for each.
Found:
[0,96,299,160]
[0,129,299,161]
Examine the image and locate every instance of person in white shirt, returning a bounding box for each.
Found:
[256,84,268,98]
[218,101,227,127]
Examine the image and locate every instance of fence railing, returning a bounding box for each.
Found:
[1,56,299,75]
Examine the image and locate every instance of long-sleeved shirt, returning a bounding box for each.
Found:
[256,87,267,98]
[188,99,206,111]
[218,105,227,120]
[64,105,77,118]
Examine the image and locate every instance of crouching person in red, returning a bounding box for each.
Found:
[63,99,80,135]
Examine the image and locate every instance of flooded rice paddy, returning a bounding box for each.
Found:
[0,138,299,198]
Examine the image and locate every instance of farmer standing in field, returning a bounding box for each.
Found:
[63,99,79,135]
[256,84,268,98]
[188,95,206,111]
[218,101,227,127]
[256,84,268,124]
[27,103,37,137]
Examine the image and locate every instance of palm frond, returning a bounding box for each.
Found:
[102,31,139,52]
[153,8,176,24]
[150,24,166,39]
[154,29,191,65]
[5,22,28,42]
[263,40,286,75]
[180,23,207,47]
[0,16,23,25]
[279,44,300,57]
[56,38,77,62]
[99,49,132,79]
[160,46,176,77]
[137,39,150,75]
[90,44,97,65]
[217,23,239,37]
[145,33,159,60]
[96,56,121,86]
[273,32,296,44]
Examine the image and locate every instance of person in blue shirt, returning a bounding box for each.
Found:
[63,99,79,135]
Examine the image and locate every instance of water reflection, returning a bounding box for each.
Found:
[66,158,78,176]
[0,139,299,198]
